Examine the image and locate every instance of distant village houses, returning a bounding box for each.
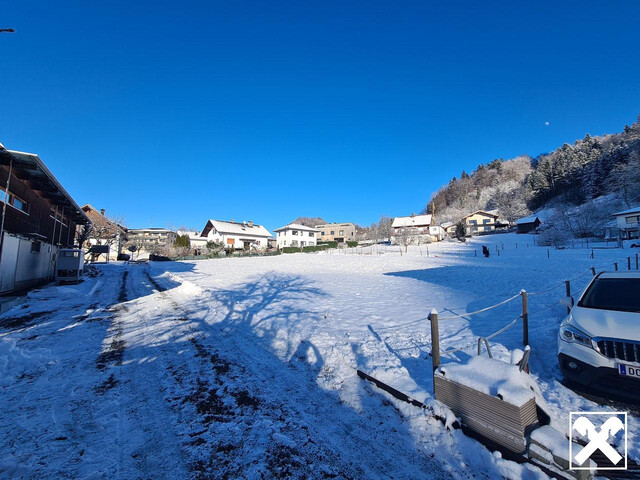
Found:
[391,214,443,243]
[177,229,208,255]
[127,228,177,258]
[80,204,127,261]
[200,219,272,251]
[274,223,320,248]
[315,222,356,243]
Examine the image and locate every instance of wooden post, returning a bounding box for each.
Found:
[564,280,571,314]
[429,310,440,375]
[547,249,550,259]
[426,246,429,257]
[521,291,529,346]
[474,249,477,257]
[591,267,596,276]
[636,253,639,270]
[628,256,631,271]
[590,249,594,259]
[614,262,618,271]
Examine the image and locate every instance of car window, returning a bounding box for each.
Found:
[578,278,640,312]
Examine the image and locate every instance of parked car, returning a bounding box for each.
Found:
[558,271,640,401]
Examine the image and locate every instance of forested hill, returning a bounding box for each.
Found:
[428,115,640,223]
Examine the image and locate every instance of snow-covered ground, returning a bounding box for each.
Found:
[1,233,637,479]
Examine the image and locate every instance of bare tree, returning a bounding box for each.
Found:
[394,227,415,253]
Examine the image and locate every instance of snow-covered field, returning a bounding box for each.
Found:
[1,233,638,479]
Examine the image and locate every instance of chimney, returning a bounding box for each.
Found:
[248,221,254,227]
[100,208,106,216]
[230,219,235,223]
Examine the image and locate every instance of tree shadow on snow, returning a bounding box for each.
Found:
[115,270,453,478]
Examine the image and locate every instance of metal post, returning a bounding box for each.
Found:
[564,280,571,314]
[429,309,440,374]
[51,205,58,246]
[547,249,550,259]
[591,267,596,276]
[521,290,529,346]
[628,257,631,271]
[614,262,618,271]
[57,207,65,246]
[0,153,14,266]
[590,249,594,259]
[636,253,639,270]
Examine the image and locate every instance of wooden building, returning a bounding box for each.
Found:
[515,215,542,234]
[0,146,89,294]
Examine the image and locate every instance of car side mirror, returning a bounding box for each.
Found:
[559,296,574,308]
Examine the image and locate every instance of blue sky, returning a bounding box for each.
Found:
[2,1,639,233]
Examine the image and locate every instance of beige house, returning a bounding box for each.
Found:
[461,210,500,234]
[315,222,356,243]
[127,228,177,257]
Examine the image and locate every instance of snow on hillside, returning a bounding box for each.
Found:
[0,233,637,479]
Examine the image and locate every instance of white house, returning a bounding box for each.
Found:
[273,223,320,248]
[199,219,272,250]
[391,214,442,242]
[177,230,209,254]
[612,206,640,240]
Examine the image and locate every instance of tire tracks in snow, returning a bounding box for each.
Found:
[137,269,454,480]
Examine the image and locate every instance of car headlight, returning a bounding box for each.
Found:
[559,324,594,349]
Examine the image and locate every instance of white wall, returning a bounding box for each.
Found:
[205,231,269,249]
[276,229,318,248]
[1,232,57,294]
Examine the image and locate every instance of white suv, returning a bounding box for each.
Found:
[557,271,640,401]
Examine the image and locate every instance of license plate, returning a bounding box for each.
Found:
[618,364,640,379]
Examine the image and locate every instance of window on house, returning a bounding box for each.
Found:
[469,220,477,225]
[301,241,306,246]
[472,226,478,232]
[320,231,324,235]
[339,230,344,235]
[31,241,41,253]
[292,240,298,246]
[330,231,335,235]
[309,232,314,237]
[1,188,29,214]
[483,219,490,224]
[292,230,298,236]
[626,216,640,224]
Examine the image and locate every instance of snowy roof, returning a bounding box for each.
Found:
[201,219,272,238]
[461,210,499,220]
[273,223,321,233]
[440,221,454,228]
[515,215,541,225]
[392,214,432,228]
[612,206,640,216]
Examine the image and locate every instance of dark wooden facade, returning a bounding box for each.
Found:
[1,166,77,246]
